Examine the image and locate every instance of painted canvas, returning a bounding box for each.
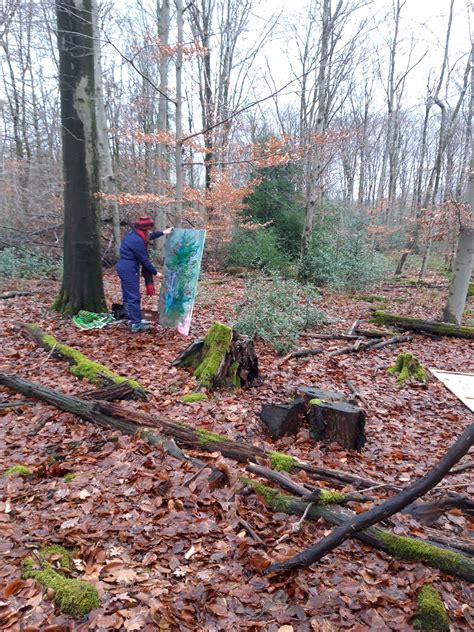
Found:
[159,228,206,335]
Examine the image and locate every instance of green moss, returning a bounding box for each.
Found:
[181,393,208,403]
[63,473,77,483]
[387,352,427,383]
[5,464,33,478]
[21,557,100,618]
[193,322,233,389]
[229,361,241,387]
[378,532,474,580]
[26,325,145,393]
[239,477,292,513]
[41,545,73,570]
[371,311,474,337]
[268,451,298,473]
[468,282,474,297]
[196,428,228,445]
[319,490,347,504]
[356,295,388,303]
[413,585,450,631]
[309,398,322,405]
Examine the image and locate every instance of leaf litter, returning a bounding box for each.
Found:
[0,271,473,630]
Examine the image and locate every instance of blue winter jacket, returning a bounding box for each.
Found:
[117,230,163,275]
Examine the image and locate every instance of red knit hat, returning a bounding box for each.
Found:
[134,216,154,230]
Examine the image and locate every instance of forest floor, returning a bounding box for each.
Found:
[0,270,473,631]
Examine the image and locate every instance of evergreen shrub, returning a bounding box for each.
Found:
[0,247,62,280]
[226,227,294,276]
[234,274,326,354]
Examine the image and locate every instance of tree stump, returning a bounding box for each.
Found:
[260,398,307,440]
[297,386,346,405]
[308,400,366,450]
[172,321,258,390]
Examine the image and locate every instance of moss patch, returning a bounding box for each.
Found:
[21,557,100,618]
[268,451,298,473]
[26,324,145,393]
[387,352,428,383]
[194,322,233,389]
[63,473,77,483]
[468,282,474,297]
[196,428,228,446]
[181,393,208,403]
[309,398,322,405]
[413,584,450,631]
[319,490,347,504]
[5,464,33,478]
[240,477,292,513]
[41,545,73,570]
[371,311,474,338]
[379,532,474,580]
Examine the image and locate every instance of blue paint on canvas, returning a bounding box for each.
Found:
[159,228,206,335]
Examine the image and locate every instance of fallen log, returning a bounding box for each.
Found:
[0,290,41,299]
[79,382,146,401]
[423,527,474,555]
[241,478,474,581]
[172,321,258,389]
[0,372,383,489]
[371,311,474,339]
[16,322,146,396]
[266,422,474,574]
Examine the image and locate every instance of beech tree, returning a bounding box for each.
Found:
[443,45,474,324]
[53,0,106,314]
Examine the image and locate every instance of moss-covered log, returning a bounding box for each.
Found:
[371,311,474,339]
[265,422,474,575]
[413,584,450,631]
[17,322,146,395]
[172,321,258,390]
[0,372,382,492]
[242,479,474,582]
[21,548,100,618]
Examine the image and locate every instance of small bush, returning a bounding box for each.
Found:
[300,221,392,291]
[234,275,326,354]
[0,247,61,280]
[226,227,295,276]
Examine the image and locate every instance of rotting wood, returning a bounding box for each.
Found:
[240,475,474,582]
[0,290,42,299]
[172,322,258,390]
[260,398,307,440]
[371,311,474,339]
[0,372,384,490]
[308,399,366,450]
[16,322,146,395]
[423,527,474,555]
[79,382,146,401]
[265,422,474,574]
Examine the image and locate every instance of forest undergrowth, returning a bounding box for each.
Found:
[0,270,473,630]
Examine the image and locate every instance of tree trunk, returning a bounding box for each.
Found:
[174,0,183,227]
[443,46,474,323]
[91,0,121,260]
[372,310,474,338]
[443,229,474,324]
[53,0,106,315]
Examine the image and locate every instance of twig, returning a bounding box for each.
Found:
[184,463,210,487]
[237,518,263,543]
[347,320,360,336]
[37,342,57,367]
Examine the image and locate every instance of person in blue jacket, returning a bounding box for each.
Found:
[117,216,173,332]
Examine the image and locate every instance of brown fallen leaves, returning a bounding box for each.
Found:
[0,271,473,629]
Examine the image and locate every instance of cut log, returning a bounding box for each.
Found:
[260,398,307,440]
[372,311,474,339]
[242,478,474,581]
[297,386,346,405]
[266,422,474,574]
[0,372,380,490]
[172,321,258,390]
[308,399,366,450]
[16,322,146,396]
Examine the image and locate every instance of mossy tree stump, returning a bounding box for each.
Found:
[388,352,428,384]
[172,321,258,390]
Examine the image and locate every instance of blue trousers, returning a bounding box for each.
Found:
[116,261,142,324]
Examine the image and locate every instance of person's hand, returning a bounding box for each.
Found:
[163,226,174,235]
